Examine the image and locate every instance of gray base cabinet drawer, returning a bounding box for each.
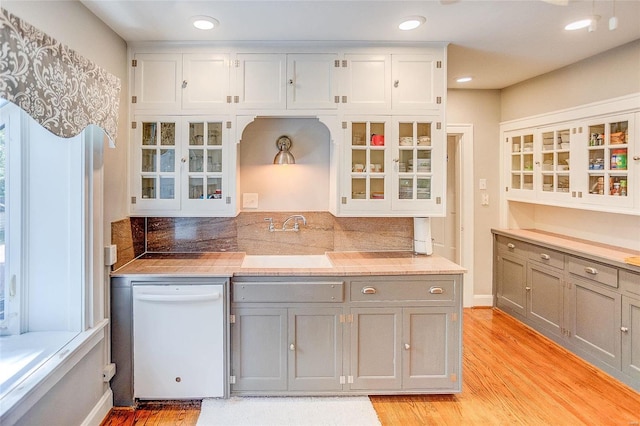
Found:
[528,246,564,270]
[233,281,344,302]
[621,270,640,298]
[496,235,531,257]
[568,257,618,288]
[350,279,456,304]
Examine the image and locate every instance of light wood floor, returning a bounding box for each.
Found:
[102,308,640,425]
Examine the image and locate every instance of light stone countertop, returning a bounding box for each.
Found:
[110,251,466,278]
[492,228,640,272]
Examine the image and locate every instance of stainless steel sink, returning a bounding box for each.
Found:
[241,255,332,268]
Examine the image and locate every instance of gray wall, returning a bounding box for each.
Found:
[447,89,502,301]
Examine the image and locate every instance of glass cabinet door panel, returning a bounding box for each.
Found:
[142,149,156,172]
[142,122,157,145]
[189,149,204,172]
[160,149,174,172]
[160,122,176,146]
[159,177,175,199]
[189,177,204,199]
[207,177,222,199]
[351,122,366,146]
[417,178,431,199]
[141,177,156,199]
[189,122,205,145]
[370,177,385,199]
[208,122,222,146]
[207,149,223,172]
[351,177,366,199]
[399,178,413,199]
[351,149,367,172]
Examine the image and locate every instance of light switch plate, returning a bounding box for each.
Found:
[243,193,259,209]
[479,178,487,190]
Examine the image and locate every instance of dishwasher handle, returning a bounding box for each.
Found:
[134,293,221,303]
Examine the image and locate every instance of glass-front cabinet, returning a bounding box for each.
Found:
[581,114,633,208]
[537,125,572,201]
[505,130,535,198]
[342,118,391,213]
[340,116,444,216]
[132,116,234,215]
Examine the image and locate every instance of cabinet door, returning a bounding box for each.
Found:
[537,125,573,202]
[392,117,445,215]
[132,117,181,212]
[181,118,232,213]
[231,308,288,391]
[496,251,528,317]
[340,118,392,214]
[579,113,635,210]
[287,54,338,110]
[567,277,622,369]
[235,53,286,109]
[341,54,391,111]
[527,261,564,337]
[288,308,343,391]
[133,53,182,111]
[350,308,402,390]
[182,54,230,110]
[391,54,443,111]
[504,129,536,199]
[622,295,640,381]
[402,308,460,391]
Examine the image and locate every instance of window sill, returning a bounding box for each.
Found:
[0,319,108,424]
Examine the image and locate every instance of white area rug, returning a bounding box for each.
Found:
[196,396,382,426]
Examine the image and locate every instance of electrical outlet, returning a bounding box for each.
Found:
[481,193,490,206]
[243,193,258,209]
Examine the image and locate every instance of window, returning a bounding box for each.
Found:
[0,101,90,401]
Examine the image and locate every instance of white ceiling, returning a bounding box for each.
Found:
[79,0,640,89]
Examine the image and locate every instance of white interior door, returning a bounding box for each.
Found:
[432,134,460,263]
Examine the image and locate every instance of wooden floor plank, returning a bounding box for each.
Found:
[101,308,640,426]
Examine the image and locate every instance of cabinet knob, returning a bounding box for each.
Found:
[404,343,410,350]
[362,287,377,295]
[289,343,295,351]
[525,287,531,291]
[182,80,188,88]
[621,327,629,333]
[181,157,187,163]
[633,156,640,161]
[288,79,294,86]
[540,253,550,261]
[394,80,399,88]
[507,243,516,249]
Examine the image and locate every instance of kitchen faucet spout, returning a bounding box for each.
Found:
[282,214,307,231]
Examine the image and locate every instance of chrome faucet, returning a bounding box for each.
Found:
[282,214,307,232]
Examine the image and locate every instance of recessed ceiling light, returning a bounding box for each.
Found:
[564,17,596,31]
[456,76,473,83]
[399,16,426,31]
[191,16,218,30]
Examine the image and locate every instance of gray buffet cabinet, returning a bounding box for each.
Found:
[492,229,640,391]
[111,273,463,405]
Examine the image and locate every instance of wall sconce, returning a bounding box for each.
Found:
[274,135,295,165]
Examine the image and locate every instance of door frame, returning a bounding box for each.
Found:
[447,124,474,307]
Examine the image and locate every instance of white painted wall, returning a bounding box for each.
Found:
[239,117,331,212]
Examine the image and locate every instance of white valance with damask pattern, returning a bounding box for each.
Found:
[0,8,120,145]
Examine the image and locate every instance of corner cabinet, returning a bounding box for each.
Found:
[502,97,639,215]
[230,274,462,396]
[492,230,640,391]
[131,116,236,216]
[339,116,445,216]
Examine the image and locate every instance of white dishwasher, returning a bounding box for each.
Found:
[133,284,225,399]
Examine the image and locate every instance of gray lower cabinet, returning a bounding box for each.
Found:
[231,306,343,392]
[492,231,640,391]
[621,270,640,382]
[231,274,463,395]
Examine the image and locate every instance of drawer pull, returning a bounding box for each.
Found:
[362,287,377,295]
[507,243,516,249]
[429,287,444,294]
[585,267,598,275]
[540,253,550,260]
[404,343,411,350]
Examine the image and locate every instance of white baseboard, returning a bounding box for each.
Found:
[473,294,494,307]
[81,388,113,426]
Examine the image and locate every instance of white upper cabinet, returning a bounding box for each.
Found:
[233,53,338,110]
[391,54,444,112]
[502,97,639,215]
[340,54,391,111]
[234,53,287,110]
[132,53,230,112]
[287,54,338,109]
